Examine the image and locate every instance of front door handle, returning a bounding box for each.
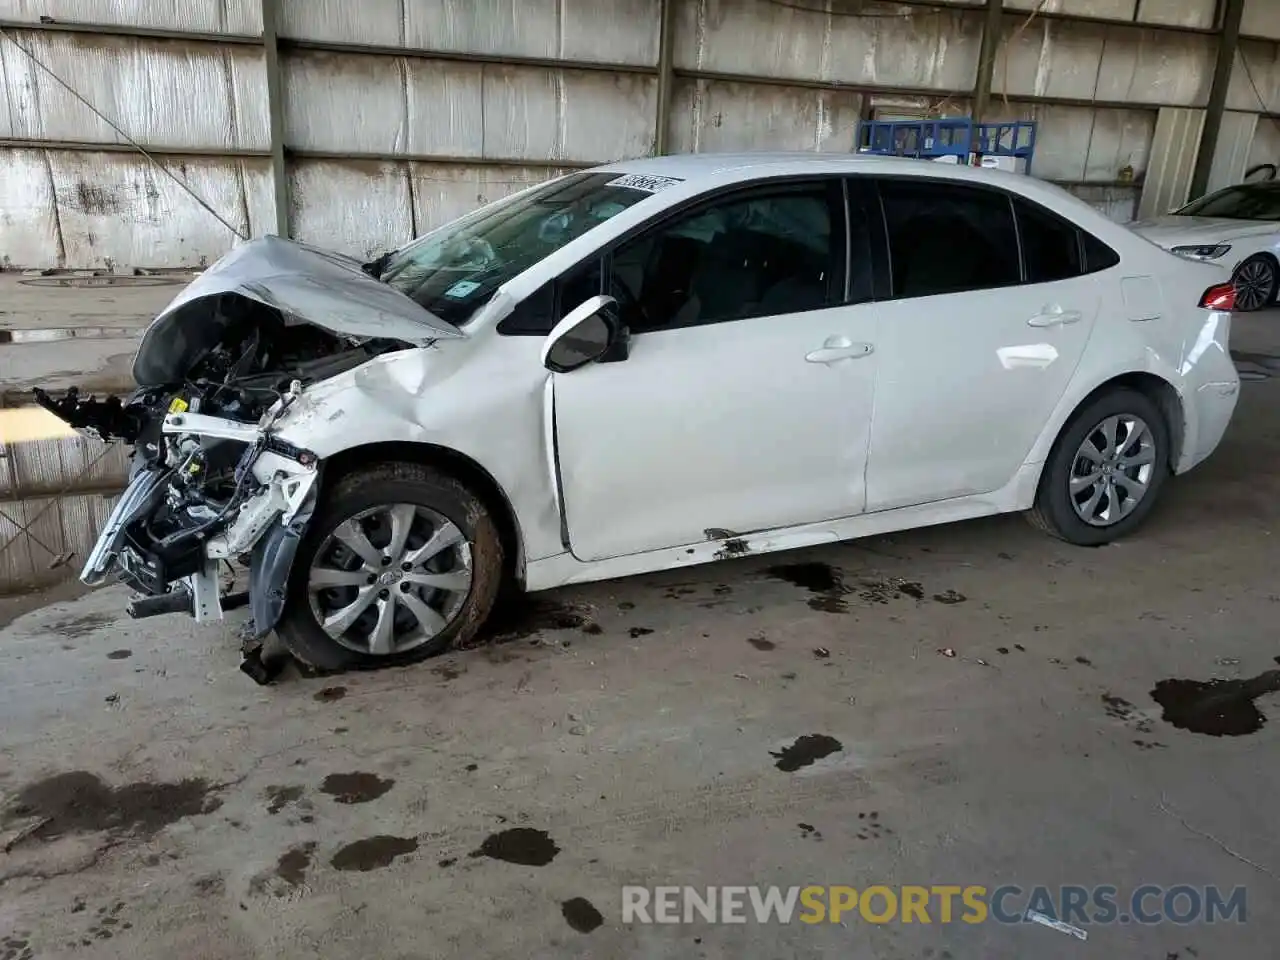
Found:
[1027,307,1083,327]
[806,342,875,364]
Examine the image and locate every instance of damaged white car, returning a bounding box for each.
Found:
[37,153,1241,677]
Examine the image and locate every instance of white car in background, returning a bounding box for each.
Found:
[39,153,1242,675]
[1131,180,1280,312]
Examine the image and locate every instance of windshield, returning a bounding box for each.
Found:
[376,172,662,326]
[1175,182,1280,221]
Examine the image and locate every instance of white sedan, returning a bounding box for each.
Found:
[41,153,1242,673]
[1131,180,1280,312]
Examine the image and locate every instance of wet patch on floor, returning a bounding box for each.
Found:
[50,613,114,638]
[105,649,132,660]
[1150,669,1280,737]
[264,785,304,815]
[474,597,599,645]
[84,901,130,942]
[747,635,776,651]
[319,772,395,804]
[1,936,32,960]
[932,589,967,605]
[767,562,852,613]
[797,822,823,840]
[313,685,346,702]
[770,734,843,772]
[562,896,604,933]
[432,664,462,681]
[628,626,654,638]
[469,827,560,866]
[275,842,316,887]
[3,771,221,843]
[330,835,419,872]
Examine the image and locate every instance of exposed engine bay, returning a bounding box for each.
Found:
[34,287,419,669]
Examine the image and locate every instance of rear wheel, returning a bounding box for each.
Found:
[1027,389,1170,546]
[1232,254,1278,312]
[276,462,503,672]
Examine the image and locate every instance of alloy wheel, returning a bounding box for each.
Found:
[307,503,473,656]
[1068,414,1157,527]
[1234,258,1275,312]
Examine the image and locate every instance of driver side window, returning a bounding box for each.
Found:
[612,183,844,333]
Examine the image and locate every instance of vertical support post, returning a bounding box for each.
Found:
[1190,0,1246,200]
[262,0,290,236]
[654,0,676,156]
[972,0,1005,124]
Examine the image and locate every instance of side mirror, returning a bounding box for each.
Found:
[542,295,619,373]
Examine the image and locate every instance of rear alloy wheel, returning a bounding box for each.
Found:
[278,463,503,672]
[1232,255,1278,312]
[1027,388,1170,546]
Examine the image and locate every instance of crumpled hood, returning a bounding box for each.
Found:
[132,236,461,384]
[1129,215,1280,248]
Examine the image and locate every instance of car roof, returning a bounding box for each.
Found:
[595,151,1078,209]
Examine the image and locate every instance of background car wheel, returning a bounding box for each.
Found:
[1027,388,1171,546]
[1232,254,1278,312]
[276,462,503,672]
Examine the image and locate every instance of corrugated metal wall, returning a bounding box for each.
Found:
[3,0,1280,270]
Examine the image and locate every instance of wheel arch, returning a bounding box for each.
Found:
[1045,371,1186,473]
[320,441,526,587]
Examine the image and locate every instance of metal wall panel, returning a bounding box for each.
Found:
[1245,115,1280,172]
[1138,105,1204,218]
[1005,0,1215,28]
[1227,40,1280,113]
[1066,184,1140,223]
[0,31,270,149]
[1242,0,1280,41]
[992,19,1213,107]
[284,50,656,162]
[1206,110,1258,193]
[986,101,1153,182]
[409,163,568,234]
[279,0,661,66]
[673,0,982,90]
[0,149,273,269]
[0,433,128,497]
[289,158,416,260]
[667,77,863,154]
[0,0,262,34]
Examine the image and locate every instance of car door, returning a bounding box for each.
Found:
[863,177,1101,512]
[549,178,881,562]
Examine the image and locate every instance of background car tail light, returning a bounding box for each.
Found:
[1199,282,1236,311]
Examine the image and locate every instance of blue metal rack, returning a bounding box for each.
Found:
[855,118,1037,174]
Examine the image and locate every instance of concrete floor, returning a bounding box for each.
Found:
[2,315,1280,958]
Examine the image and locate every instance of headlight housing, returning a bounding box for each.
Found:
[1171,243,1232,261]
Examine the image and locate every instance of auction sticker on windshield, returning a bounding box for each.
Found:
[606,174,684,193]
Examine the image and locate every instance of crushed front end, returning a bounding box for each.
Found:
[31,237,453,665]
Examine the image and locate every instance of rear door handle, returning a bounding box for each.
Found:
[806,342,875,364]
[1027,307,1083,327]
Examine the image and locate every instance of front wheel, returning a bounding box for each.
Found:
[276,462,504,672]
[1026,389,1171,546]
[1232,255,1278,312]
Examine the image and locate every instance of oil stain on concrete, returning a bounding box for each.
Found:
[469,827,560,866]
[4,771,221,842]
[319,772,395,804]
[770,734,843,772]
[561,897,604,933]
[1151,669,1280,736]
[331,835,419,872]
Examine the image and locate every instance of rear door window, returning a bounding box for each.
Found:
[877,179,1021,298]
[1014,197,1083,284]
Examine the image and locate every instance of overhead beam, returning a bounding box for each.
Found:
[1189,0,1246,200]
[261,0,290,237]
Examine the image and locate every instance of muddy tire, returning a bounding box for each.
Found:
[1026,388,1170,546]
[276,462,503,673]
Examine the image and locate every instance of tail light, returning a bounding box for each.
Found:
[1198,282,1236,311]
